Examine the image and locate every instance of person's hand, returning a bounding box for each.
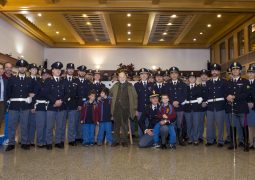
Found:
[173,101,179,108]
[97,97,101,101]
[54,100,62,107]
[227,95,234,102]
[202,102,207,108]
[31,109,36,113]
[162,114,168,119]
[136,111,139,117]
[96,122,99,125]
[145,129,153,136]
[77,106,82,111]
[29,93,35,97]
[248,103,254,109]
[160,120,166,126]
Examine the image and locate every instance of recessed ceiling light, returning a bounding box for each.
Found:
[167,22,173,26]
[86,22,92,26]
[217,14,222,18]
[127,31,131,35]
[127,23,131,27]
[128,38,131,41]
[170,14,177,18]
[200,32,203,35]
[63,37,66,41]
[159,38,165,42]
[56,31,59,34]
[37,13,42,17]
[207,24,212,28]
[163,32,167,35]
[127,13,131,17]
[82,14,88,18]
[193,38,197,41]
[95,38,99,41]
[47,23,52,27]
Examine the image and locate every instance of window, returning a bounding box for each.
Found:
[248,23,255,52]
[228,36,234,60]
[238,30,245,56]
[220,42,226,64]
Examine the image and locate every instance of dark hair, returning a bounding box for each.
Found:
[4,62,12,68]
[88,90,97,96]
[101,87,109,96]
[161,94,169,98]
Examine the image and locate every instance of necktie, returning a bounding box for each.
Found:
[173,82,176,85]
[143,82,147,88]
[56,78,59,82]
[81,80,84,83]
[68,77,71,82]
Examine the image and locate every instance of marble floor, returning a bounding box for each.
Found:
[0,143,255,180]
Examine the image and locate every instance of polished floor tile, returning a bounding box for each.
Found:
[0,144,255,180]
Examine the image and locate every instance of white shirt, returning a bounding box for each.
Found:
[233,77,240,82]
[157,83,162,88]
[53,76,60,82]
[142,81,147,85]
[190,83,195,89]
[31,75,37,80]
[19,74,25,79]
[249,79,254,84]
[152,104,157,111]
[212,77,219,82]
[94,80,100,84]
[67,75,73,81]
[172,80,178,84]
[79,77,85,83]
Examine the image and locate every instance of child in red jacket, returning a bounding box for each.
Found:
[80,90,99,146]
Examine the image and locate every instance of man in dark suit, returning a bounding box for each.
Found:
[0,63,7,129]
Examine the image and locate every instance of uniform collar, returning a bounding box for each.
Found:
[232,76,240,81]
[79,77,85,82]
[156,82,162,86]
[53,76,60,81]
[142,80,147,84]
[67,75,73,80]
[190,83,195,87]
[172,80,178,84]
[94,80,100,84]
[18,73,25,78]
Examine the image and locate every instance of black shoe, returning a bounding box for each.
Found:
[244,146,249,152]
[199,139,204,144]
[206,142,213,146]
[161,144,167,149]
[194,142,199,146]
[169,144,176,150]
[224,140,231,145]
[121,142,128,147]
[75,139,83,143]
[238,142,244,147]
[217,143,224,148]
[179,141,186,146]
[68,141,77,146]
[37,145,46,148]
[21,144,30,150]
[5,145,15,152]
[249,146,255,150]
[55,143,64,149]
[111,142,120,147]
[228,144,237,150]
[46,144,52,150]
[188,141,193,145]
[30,144,35,147]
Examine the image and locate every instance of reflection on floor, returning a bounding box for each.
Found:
[0,143,255,180]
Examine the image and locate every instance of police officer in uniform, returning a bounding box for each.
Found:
[184,72,203,145]
[226,62,249,151]
[134,68,153,137]
[92,70,105,98]
[199,69,209,143]
[152,70,165,96]
[63,63,79,146]
[28,63,39,146]
[163,66,187,146]
[75,65,92,143]
[246,65,255,149]
[5,59,34,151]
[33,68,49,148]
[205,64,227,147]
[44,62,66,150]
[163,70,170,83]
[85,69,93,82]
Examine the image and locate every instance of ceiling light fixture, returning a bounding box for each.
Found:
[86,22,92,26]
[159,38,165,42]
[63,37,66,41]
[170,14,177,18]
[127,23,131,27]
[47,23,52,27]
[193,38,197,42]
[163,32,167,35]
[200,32,203,35]
[127,13,131,17]
[128,38,131,41]
[56,31,59,34]
[127,31,131,35]
[167,22,172,26]
[82,14,88,18]
[217,14,222,18]
[207,24,212,28]
[37,13,42,17]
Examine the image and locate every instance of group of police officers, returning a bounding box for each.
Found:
[3,58,255,152]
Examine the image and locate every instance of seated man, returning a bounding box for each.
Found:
[138,91,169,148]
[153,94,177,149]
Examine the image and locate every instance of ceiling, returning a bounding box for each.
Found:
[0,0,255,48]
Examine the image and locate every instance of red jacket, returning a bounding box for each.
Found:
[80,101,99,124]
[157,103,176,123]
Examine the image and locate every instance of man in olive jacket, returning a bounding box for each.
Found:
[110,70,137,147]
